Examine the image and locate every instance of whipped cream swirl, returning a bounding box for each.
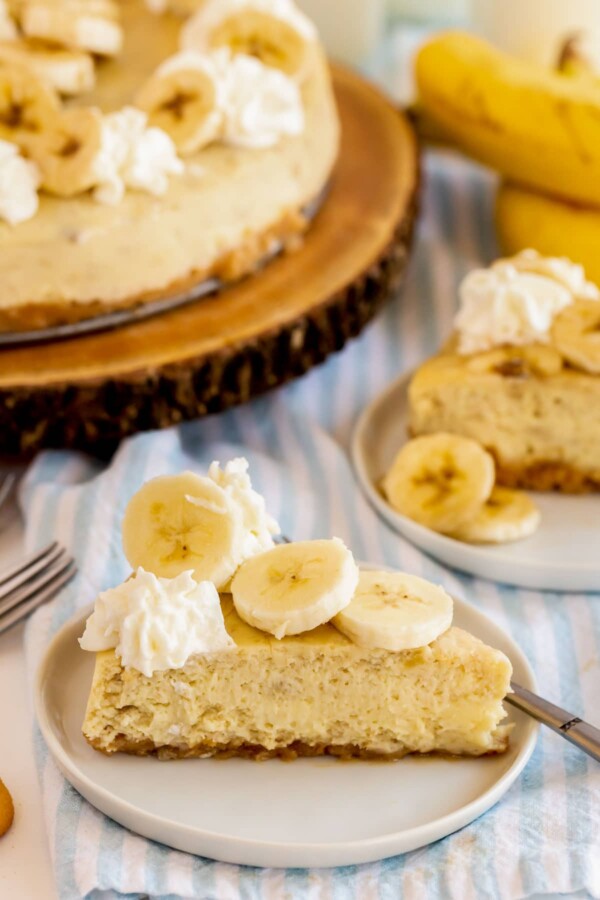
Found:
[214,51,304,149]
[455,250,598,354]
[0,140,40,226]
[79,568,234,676]
[92,107,184,206]
[207,457,280,557]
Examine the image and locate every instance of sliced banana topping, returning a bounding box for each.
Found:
[332,571,453,652]
[0,39,95,96]
[231,538,359,639]
[0,61,60,149]
[135,51,223,155]
[551,299,600,375]
[451,486,541,544]
[122,471,246,590]
[29,105,103,196]
[21,0,123,57]
[466,344,563,378]
[382,433,496,535]
[180,0,316,80]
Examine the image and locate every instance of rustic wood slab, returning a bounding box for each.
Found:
[0,65,420,456]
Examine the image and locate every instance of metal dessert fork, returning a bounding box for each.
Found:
[0,542,77,636]
[507,683,600,762]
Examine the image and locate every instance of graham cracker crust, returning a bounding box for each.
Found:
[494,459,600,494]
[85,734,509,761]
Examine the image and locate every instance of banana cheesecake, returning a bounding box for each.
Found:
[0,0,339,330]
[408,251,600,493]
[80,461,513,760]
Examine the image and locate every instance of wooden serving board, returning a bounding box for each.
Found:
[0,65,419,456]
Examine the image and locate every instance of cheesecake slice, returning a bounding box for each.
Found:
[408,344,600,493]
[83,596,512,760]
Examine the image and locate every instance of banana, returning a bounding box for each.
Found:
[466,344,564,378]
[451,486,540,544]
[21,0,123,57]
[332,570,453,651]
[382,433,495,534]
[0,0,17,39]
[122,471,247,590]
[135,51,223,155]
[551,299,600,375]
[180,0,316,79]
[415,32,600,207]
[0,40,95,95]
[230,538,359,639]
[29,105,103,196]
[0,61,59,149]
[496,182,600,290]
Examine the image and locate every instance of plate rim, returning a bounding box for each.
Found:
[34,581,538,867]
[351,369,600,584]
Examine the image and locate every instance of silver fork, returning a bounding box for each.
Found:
[0,542,77,636]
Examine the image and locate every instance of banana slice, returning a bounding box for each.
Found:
[332,570,453,651]
[231,537,359,639]
[122,471,247,590]
[382,433,495,534]
[21,0,123,57]
[0,40,95,96]
[135,52,222,155]
[0,0,17,40]
[0,61,59,148]
[551,299,600,375]
[451,487,540,544]
[180,0,316,79]
[466,344,563,378]
[30,105,103,196]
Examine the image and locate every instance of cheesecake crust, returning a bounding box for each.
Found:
[494,459,600,493]
[85,733,510,761]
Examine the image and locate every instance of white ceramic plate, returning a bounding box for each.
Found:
[35,591,537,868]
[352,373,600,592]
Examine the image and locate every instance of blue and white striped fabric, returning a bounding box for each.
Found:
[23,153,600,900]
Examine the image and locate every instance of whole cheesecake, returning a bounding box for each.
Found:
[0,0,339,330]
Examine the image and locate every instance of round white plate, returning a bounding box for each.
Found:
[352,373,600,591]
[35,593,537,868]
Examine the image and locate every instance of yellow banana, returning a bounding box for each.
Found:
[415,31,600,207]
[496,181,600,289]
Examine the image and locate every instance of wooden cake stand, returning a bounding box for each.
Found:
[0,65,419,456]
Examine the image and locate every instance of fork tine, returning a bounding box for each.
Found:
[0,541,59,591]
[0,550,74,618]
[0,560,77,636]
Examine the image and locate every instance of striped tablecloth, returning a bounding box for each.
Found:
[23,152,600,899]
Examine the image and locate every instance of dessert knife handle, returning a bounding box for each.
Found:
[507,682,600,763]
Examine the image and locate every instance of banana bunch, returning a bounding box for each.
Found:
[382,433,541,544]
[0,40,95,95]
[415,31,600,285]
[180,0,316,80]
[20,0,122,56]
[415,32,600,208]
